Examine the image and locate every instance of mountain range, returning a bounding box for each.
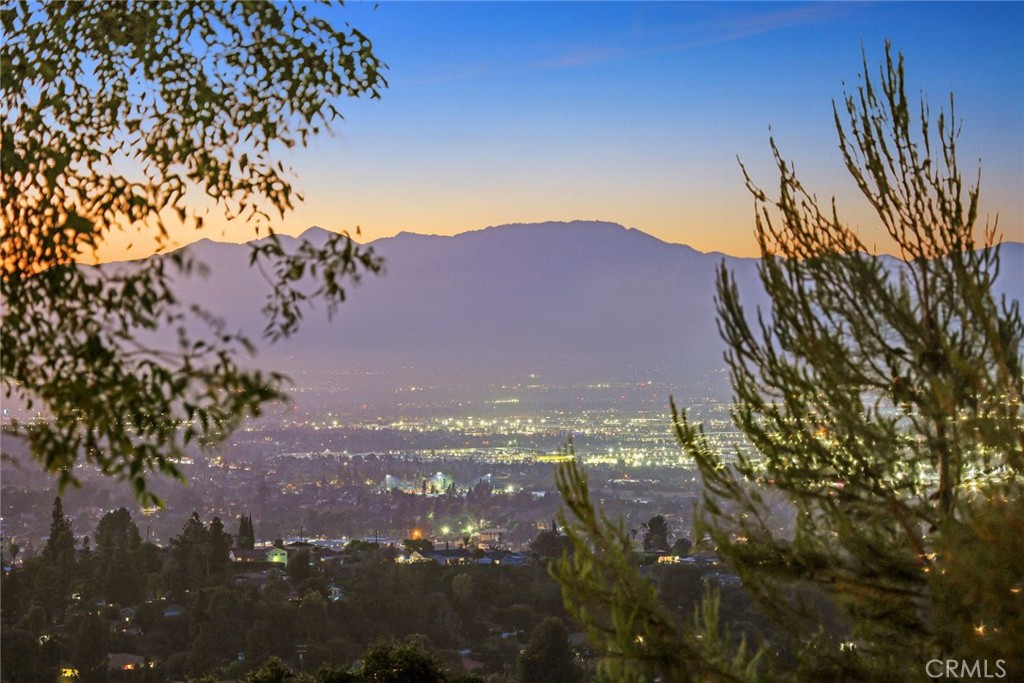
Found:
[135,220,1022,406]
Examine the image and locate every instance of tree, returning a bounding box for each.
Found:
[31,563,61,621]
[0,569,26,628]
[516,617,582,683]
[103,541,142,607]
[669,537,692,557]
[243,657,302,683]
[208,516,232,581]
[451,572,474,607]
[166,511,219,596]
[237,513,256,551]
[299,590,329,645]
[554,460,761,683]
[0,628,47,683]
[1,1,386,504]
[529,528,571,561]
[94,507,142,555]
[358,640,448,683]
[641,514,670,552]
[288,548,315,583]
[556,45,1022,681]
[92,507,144,604]
[187,622,220,679]
[245,621,274,669]
[42,496,76,614]
[72,611,110,683]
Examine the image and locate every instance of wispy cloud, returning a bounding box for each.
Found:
[659,3,851,53]
[534,45,629,72]
[527,2,851,73]
[400,64,495,87]
[396,3,852,86]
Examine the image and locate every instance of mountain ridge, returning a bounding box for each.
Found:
[171,220,761,260]
[182,219,1023,263]
[123,220,1021,407]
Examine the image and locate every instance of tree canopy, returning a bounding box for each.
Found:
[1,0,386,503]
[556,44,1023,681]
[641,514,670,552]
[517,617,582,683]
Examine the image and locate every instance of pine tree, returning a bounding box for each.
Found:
[556,44,1023,681]
[42,497,76,615]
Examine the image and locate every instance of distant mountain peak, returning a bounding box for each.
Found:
[469,219,630,235]
[297,225,337,239]
[377,220,702,254]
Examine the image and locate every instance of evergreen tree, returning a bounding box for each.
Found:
[517,617,582,683]
[237,514,256,550]
[103,541,142,607]
[208,516,232,582]
[94,507,142,555]
[42,497,76,615]
[93,507,144,604]
[72,611,110,683]
[0,628,47,683]
[555,458,762,682]
[555,44,1023,681]
[677,44,1024,678]
[169,512,211,595]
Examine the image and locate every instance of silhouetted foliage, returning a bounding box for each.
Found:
[517,617,582,683]
[288,548,316,583]
[72,612,110,683]
[641,514,670,552]
[359,640,449,683]
[42,496,76,615]
[669,537,693,557]
[238,513,257,551]
[2,0,386,504]
[529,528,571,561]
[556,44,1023,681]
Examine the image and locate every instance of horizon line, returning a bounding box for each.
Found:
[92,219,1024,266]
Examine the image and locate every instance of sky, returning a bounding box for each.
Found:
[102,1,1024,259]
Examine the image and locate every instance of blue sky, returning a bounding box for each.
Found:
[126,2,1024,258]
